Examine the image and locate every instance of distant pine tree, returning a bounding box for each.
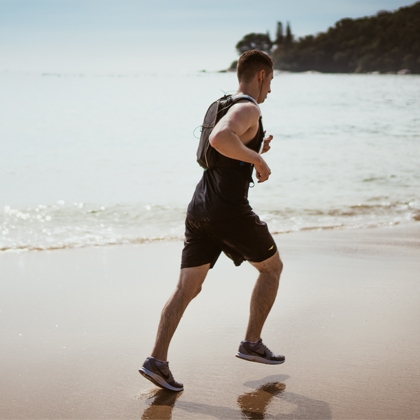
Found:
[275,21,284,45]
[285,22,293,47]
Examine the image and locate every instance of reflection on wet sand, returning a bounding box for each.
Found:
[239,376,332,419]
[140,376,331,419]
[238,382,286,419]
[141,388,183,420]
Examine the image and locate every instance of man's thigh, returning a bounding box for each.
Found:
[181,218,222,269]
[210,213,277,266]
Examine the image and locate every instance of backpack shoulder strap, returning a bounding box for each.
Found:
[231,94,261,114]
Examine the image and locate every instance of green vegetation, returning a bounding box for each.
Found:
[236,32,272,55]
[235,2,420,73]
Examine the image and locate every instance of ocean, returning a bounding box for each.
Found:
[1,69,419,252]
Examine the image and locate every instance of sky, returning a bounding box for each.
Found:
[0,0,417,73]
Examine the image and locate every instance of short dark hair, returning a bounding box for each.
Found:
[237,50,273,82]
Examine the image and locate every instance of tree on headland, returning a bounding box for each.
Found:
[236,32,273,55]
[234,1,420,73]
[284,22,293,47]
[275,21,283,46]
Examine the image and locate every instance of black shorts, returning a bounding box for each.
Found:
[181,212,277,269]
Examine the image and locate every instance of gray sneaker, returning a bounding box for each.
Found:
[236,339,285,365]
[139,357,184,392]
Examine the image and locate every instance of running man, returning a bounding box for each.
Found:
[140,50,284,392]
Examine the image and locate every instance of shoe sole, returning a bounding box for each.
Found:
[139,367,183,392]
[235,352,285,365]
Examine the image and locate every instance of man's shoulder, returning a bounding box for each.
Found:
[228,100,260,120]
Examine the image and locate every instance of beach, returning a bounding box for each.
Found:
[1,223,419,419]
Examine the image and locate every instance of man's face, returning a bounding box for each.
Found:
[259,70,273,103]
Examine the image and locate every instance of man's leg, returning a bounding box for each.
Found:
[140,264,210,391]
[235,251,284,365]
[245,251,283,342]
[151,263,210,361]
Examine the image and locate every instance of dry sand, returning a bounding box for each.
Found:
[1,224,419,419]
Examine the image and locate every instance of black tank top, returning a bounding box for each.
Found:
[187,117,264,221]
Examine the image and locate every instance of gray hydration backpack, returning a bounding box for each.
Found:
[196,94,259,170]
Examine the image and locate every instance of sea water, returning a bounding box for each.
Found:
[1,70,419,251]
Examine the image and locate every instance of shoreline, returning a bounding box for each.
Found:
[1,219,418,254]
[1,223,419,419]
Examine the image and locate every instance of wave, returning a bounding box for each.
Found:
[0,202,186,252]
[1,199,419,252]
[0,235,182,253]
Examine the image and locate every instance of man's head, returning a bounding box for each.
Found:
[237,50,273,83]
[237,50,274,104]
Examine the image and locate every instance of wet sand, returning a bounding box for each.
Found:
[1,224,420,419]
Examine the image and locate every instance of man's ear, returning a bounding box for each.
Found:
[258,69,266,83]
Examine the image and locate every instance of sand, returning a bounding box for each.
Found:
[1,224,419,419]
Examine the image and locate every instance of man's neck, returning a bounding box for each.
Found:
[236,83,260,104]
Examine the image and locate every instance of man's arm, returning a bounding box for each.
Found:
[209,102,272,183]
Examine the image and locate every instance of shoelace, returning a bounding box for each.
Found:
[256,340,274,357]
[159,361,175,381]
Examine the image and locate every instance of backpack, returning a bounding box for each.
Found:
[196,94,259,170]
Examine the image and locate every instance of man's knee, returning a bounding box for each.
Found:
[179,283,202,300]
[277,254,284,275]
[252,251,283,279]
[176,264,209,301]
[269,252,283,279]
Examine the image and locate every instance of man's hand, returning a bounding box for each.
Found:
[254,156,271,183]
[260,132,273,154]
